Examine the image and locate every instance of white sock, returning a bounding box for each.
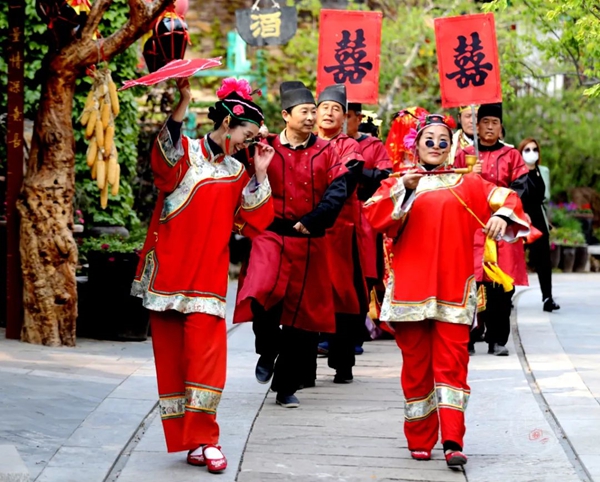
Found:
[203,446,223,459]
[190,446,204,457]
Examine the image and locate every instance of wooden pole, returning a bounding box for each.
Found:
[471,104,480,160]
[6,0,25,339]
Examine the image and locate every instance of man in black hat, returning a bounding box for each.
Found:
[313,85,369,384]
[234,81,355,408]
[455,103,530,357]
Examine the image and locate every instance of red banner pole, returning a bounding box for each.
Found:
[6,0,25,339]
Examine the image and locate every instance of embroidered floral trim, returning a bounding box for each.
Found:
[131,250,227,318]
[381,272,477,325]
[159,393,186,420]
[185,382,223,415]
[415,172,462,195]
[157,120,185,167]
[160,137,244,222]
[436,383,470,412]
[241,175,271,211]
[404,389,438,422]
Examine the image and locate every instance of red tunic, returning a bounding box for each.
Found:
[364,171,529,324]
[356,135,392,280]
[325,133,368,315]
[131,124,274,318]
[234,134,346,333]
[455,145,530,286]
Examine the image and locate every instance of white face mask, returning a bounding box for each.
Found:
[522,150,539,165]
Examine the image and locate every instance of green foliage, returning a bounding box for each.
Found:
[0,0,143,228]
[502,91,600,196]
[550,227,586,247]
[78,231,146,256]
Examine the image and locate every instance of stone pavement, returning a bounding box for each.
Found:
[1,273,599,481]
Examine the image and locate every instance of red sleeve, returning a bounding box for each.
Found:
[233,171,274,239]
[151,124,191,193]
[453,147,469,169]
[363,176,412,237]
[509,149,530,183]
[325,144,347,185]
[371,139,392,170]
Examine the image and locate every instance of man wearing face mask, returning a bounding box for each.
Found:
[448,105,478,165]
[455,103,530,357]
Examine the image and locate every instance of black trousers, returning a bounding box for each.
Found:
[251,300,318,395]
[526,234,553,301]
[476,282,515,347]
[328,313,364,373]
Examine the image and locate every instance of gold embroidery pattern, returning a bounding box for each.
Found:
[131,250,227,318]
[381,274,477,325]
[436,383,470,412]
[185,382,222,415]
[415,173,462,195]
[159,393,186,420]
[405,389,437,422]
[160,138,244,222]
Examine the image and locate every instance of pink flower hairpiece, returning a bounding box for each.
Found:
[403,128,418,151]
[216,77,253,101]
[232,104,245,115]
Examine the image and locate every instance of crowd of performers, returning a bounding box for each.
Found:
[131,76,557,473]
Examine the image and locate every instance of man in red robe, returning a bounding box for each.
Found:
[455,103,530,356]
[234,81,353,408]
[314,85,369,384]
[449,105,478,165]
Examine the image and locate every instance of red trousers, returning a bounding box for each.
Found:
[150,311,227,453]
[393,321,470,452]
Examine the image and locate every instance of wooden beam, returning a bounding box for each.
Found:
[6,0,25,339]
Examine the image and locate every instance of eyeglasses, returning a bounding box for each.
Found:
[243,137,261,146]
[523,147,539,153]
[425,139,449,149]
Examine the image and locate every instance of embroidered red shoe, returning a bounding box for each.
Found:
[203,444,227,473]
[186,448,206,467]
[445,450,468,467]
[410,450,431,461]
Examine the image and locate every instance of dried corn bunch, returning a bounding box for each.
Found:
[80,68,121,209]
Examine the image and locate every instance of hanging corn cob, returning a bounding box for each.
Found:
[79,67,121,209]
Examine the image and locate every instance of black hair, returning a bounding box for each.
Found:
[207,102,247,130]
[358,120,380,138]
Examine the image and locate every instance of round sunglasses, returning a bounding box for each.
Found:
[425,139,449,149]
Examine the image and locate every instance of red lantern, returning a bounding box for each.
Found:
[142,10,190,73]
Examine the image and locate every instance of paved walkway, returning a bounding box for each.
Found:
[0,274,598,481]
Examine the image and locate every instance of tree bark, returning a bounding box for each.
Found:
[16,0,172,346]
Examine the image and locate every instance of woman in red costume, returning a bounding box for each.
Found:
[131,77,274,473]
[364,115,529,468]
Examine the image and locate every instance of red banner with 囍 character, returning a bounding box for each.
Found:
[317,9,382,104]
[434,13,501,109]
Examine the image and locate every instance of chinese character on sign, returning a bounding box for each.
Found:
[9,134,22,149]
[9,52,22,69]
[323,29,373,84]
[250,11,281,38]
[11,106,22,122]
[10,26,22,43]
[445,32,494,88]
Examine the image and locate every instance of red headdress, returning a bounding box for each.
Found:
[384,107,430,172]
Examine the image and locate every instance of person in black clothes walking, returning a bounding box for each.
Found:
[517,138,560,312]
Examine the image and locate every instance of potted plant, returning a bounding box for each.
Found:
[77,231,149,341]
[550,227,586,273]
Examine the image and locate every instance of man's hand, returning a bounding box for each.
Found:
[484,216,508,240]
[472,161,483,174]
[293,222,310,235]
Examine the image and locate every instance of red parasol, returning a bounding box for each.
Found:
[119,57,223,91]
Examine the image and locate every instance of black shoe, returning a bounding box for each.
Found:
[543,298,560,312]
[333,369,353,384]
[255,356,275,384]
[276,393,300,408]
[298,380,316,390]
[468,344,475,356]
[488,343,509,356]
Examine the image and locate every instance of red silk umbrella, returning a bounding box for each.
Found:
[119,57,223,91]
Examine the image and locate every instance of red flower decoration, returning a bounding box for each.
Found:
[216,77,252,100]
[101,243,110,250]
[233,104,245,115]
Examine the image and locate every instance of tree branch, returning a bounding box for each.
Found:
[81,0,114,40]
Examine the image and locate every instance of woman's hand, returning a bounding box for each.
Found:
[253,142,275,183]
[402,170,423,190]
[293,222,310,235]
[484,216,508,240]
[172,77,192,123]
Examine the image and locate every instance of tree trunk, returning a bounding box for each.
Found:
[16,64,79,347]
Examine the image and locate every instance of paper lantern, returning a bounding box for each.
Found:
[142,10,189,73]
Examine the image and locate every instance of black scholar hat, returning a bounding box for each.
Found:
[348,102,362,113]
[317,84,347,112]
[280,81,316,111]
[477,103,503,123]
